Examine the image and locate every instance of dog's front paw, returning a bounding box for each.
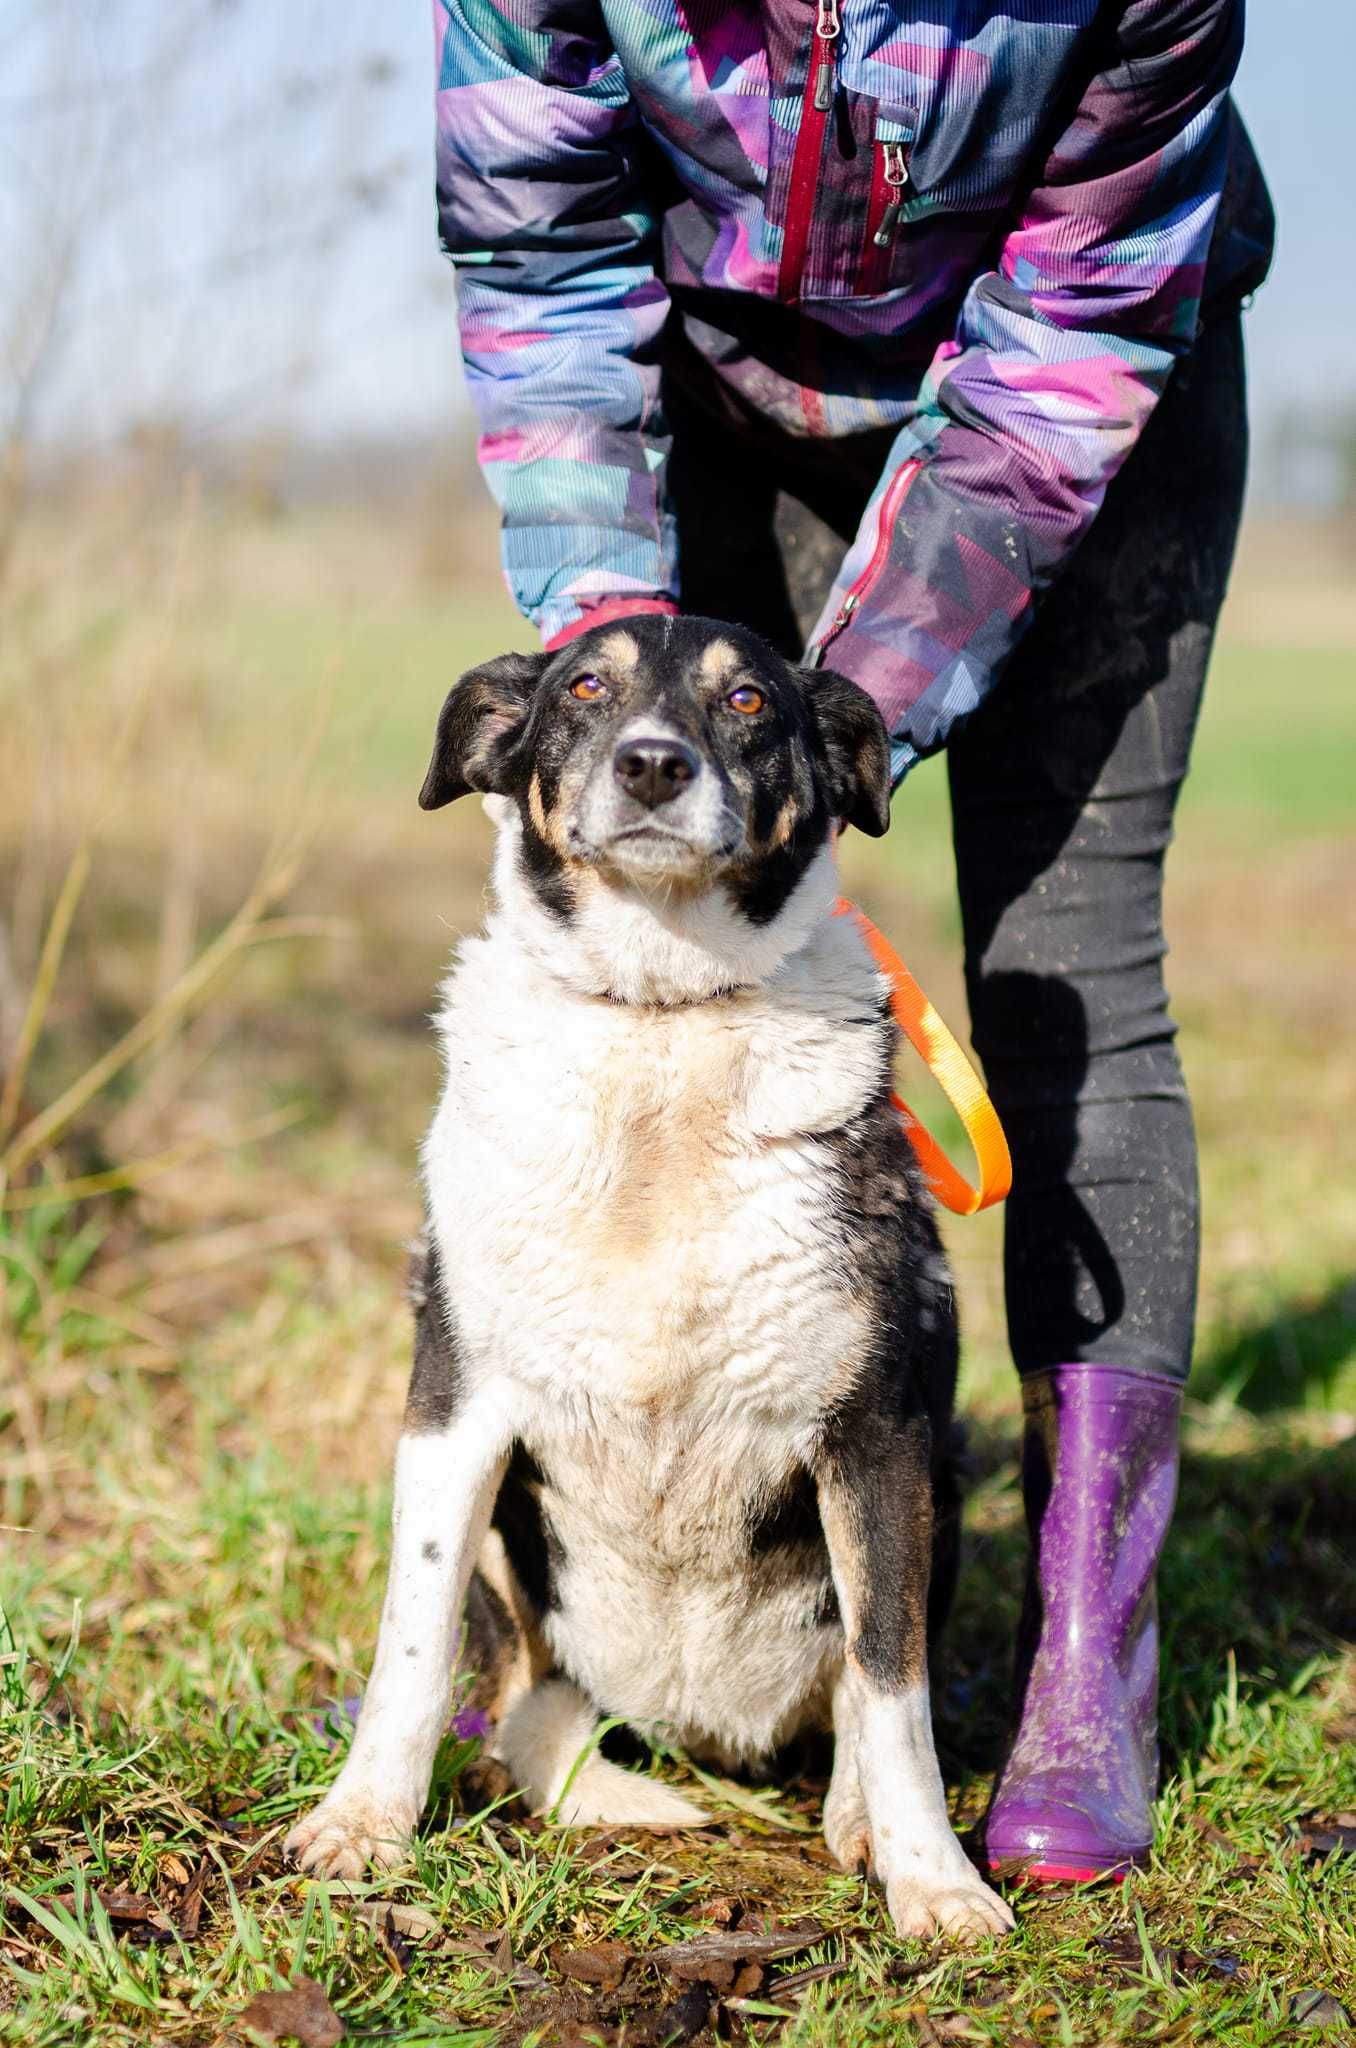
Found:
[885,1868,1015,1945]
[285,1786,415,1880]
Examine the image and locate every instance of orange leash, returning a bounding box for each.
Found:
[834,896,1012,1216]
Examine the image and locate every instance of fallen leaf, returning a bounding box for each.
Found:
[673,1953,737,1993]
[907,2018,989,2046]
[444,1927,549,1992]
[768,1959,850,1998]
[160,1854,192,1887]
[576,1830,625,1863]
[177,1860,209,1941]
[375,1921,412,1978]
[236,1975,343,2047]
[1092,1930,1141,1968]
[306,1882,440,1943]
[1289,1988,1352,2030]
[1178,1949,1247,1984]
[52,1889,176,1945]
[1295,1817,1356,1861]
[553,1938,632,1989]
[655,1919,823,1983]
[695,1894,742,1928]
[59,1889,154,1923]
[1092,1930,1246,1987]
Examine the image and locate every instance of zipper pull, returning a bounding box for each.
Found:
[872,141,909,248]
[812,0,839,109]
[821,591,859,647]
[872,200,902,248]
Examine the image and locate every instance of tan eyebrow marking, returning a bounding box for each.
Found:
[593,629,641,676]
[697,637,743,687]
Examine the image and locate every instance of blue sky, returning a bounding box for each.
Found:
[2,1,1350,500]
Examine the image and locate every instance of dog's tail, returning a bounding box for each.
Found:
[493,1679,711,1828]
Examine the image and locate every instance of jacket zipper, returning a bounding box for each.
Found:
[807,456,924,663]
[776,0,840,303]
[859,139,909,295]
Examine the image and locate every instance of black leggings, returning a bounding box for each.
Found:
[665,309,1248,1384]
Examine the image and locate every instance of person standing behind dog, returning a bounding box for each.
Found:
[433,1,1273,1885]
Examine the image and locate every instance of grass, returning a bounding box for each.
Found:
[0,487,1353,2044]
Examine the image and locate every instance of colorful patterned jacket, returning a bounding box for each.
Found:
[435,2,1272,781]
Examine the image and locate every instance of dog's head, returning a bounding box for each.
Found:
[419,616,890,940]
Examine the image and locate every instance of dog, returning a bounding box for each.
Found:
[285,614,1013,1943]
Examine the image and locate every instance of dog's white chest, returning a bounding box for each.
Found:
[424,920,882,1415]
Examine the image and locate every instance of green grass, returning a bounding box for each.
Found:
[1184,645,1356,833]
[1,505,1353,2043]
[2,1355,1351,2046]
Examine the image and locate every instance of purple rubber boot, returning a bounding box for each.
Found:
[984,1363,1182,1884]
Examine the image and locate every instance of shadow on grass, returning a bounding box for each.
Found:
[936,1411,1356,1793]
[1189,1273,1356,1412]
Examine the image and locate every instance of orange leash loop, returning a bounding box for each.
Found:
[834,896,1012,1216]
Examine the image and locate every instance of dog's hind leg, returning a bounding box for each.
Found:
[459,1531,552,1726]
[494,1678,712,1828]
[467,1547,710,1825]
[824,1668,872,1873]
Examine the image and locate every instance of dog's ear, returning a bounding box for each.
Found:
[419,651,550,810]
[801,668,892,837]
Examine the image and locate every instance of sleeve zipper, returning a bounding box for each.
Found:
[805,457,924,664]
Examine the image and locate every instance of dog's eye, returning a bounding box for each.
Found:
[725,685,765,716]
[570,674,608,701]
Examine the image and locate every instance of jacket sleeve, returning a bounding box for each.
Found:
[806,0,1244,785]
[435,0,678,648]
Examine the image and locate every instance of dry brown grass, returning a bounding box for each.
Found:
[3,475,1354,1508]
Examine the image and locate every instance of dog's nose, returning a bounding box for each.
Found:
[613,737,699,810]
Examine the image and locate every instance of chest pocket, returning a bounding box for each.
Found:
[767,79,923,301]
[790,10,1095,307]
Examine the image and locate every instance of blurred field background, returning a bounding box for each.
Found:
[1,3,1354,2043]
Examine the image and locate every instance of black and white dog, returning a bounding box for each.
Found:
[286,616,1013,1943]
